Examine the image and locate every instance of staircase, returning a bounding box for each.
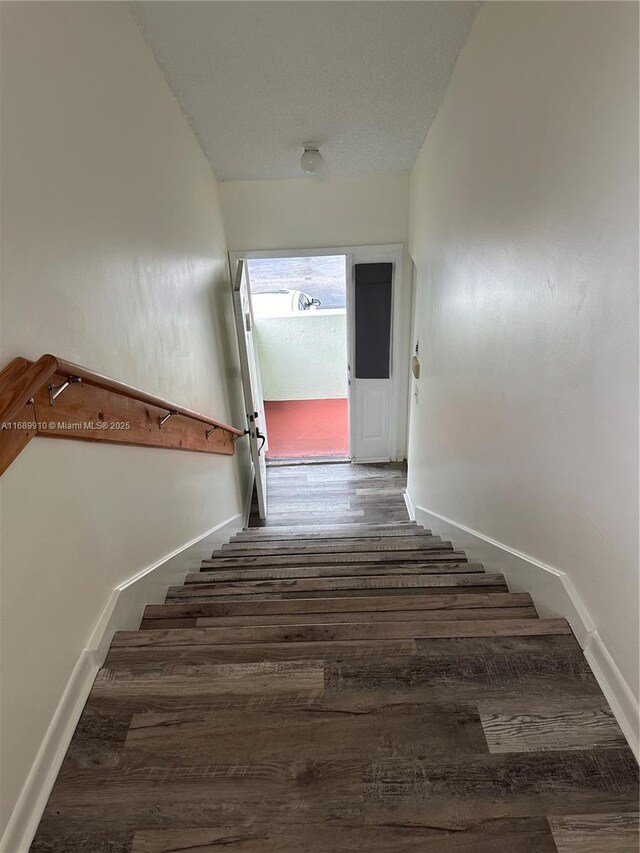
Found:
[140,521,565,642]
[30,465,639,852]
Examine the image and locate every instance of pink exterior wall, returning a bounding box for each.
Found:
[265,399,348,459]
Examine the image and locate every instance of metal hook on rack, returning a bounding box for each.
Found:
[158,410,177,428]
[49,376,82,406]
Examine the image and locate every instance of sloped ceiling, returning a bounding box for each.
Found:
[131,1,480,181]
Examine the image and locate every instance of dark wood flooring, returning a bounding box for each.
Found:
[30,463,639,852]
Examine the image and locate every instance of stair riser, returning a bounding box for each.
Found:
[190,564,484,583]
[114,618,571,648]
[105,633,587,670]
[165,580,511,602]
[240,521,418,537]
[178,573,503,596]
[250,512,409,524]
[145,592,534,620]
[232,534,431,547]
[140,607,539,630]
[201,550,465,570]
[219,535,442,554]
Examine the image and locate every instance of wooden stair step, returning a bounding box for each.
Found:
[253,509,369,523]
[189,562,483,583]
[264,500,410,515]
[166,574,511,601]
[146,591,533,621]
[266,468,405,480]
[201,549,464,569]
[114,618,571,647]
[203,542,456,566]
[140,606,539,630]
[232,529,430,544]
[187,567,485,588]
[218,535,442,554]
[165,584,510,603]
[264,481,406,492]
[105,633,590,673]
[264,488,406,501]
[265,476,406,488]
[271,509,411,520]
[230,531,433,546]
[263,489,408,501]
[237,521,422,539]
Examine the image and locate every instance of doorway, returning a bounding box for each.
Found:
[230,244,404,467]
[246,254,349,462]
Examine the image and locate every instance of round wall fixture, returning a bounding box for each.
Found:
[300,143,324,175]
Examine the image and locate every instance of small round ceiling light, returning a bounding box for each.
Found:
[300,143,324,175]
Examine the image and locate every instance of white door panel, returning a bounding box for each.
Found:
[348,249,400,463]
[352,379,391,461]
[232,260,268,518]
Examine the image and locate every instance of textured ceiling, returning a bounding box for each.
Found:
[131,1,480,181]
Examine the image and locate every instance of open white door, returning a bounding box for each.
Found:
[232,259,268,518]
[348,246,402,462]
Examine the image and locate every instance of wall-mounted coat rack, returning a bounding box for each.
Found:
[0,354,245,476]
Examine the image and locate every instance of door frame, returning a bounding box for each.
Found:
[228,244,404,463]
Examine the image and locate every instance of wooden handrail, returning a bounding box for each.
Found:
[0,354,245,475]
[50,357,244,434]
[0,354,58,426]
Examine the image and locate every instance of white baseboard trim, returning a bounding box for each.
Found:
[0,513,243,853]
[584,634,640,761]
[409,496,639,758]
[403,489,415,521]
[0,652,99,853]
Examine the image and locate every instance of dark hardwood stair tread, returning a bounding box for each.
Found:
[166,577,510,603]
[114,618,571,647]
[200,550,465,569]
[146,591,534,620]
[104,633,594,671]
[172,572,507,596]
[217,534,443,554]
[189,562,484,583]
[140,606,539,629]
[235,522,425,540]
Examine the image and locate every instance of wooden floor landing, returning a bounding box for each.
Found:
[29,463,639,852]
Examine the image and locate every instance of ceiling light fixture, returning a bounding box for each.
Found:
[300,143,324,175]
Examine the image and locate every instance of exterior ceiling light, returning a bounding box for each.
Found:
[300,143,324,175]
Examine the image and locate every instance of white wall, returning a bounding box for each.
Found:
[219,175,409,252]
[407,0,639,708]
[256,311,347,401]
[220,175,413,458]
[0,2,250,836]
